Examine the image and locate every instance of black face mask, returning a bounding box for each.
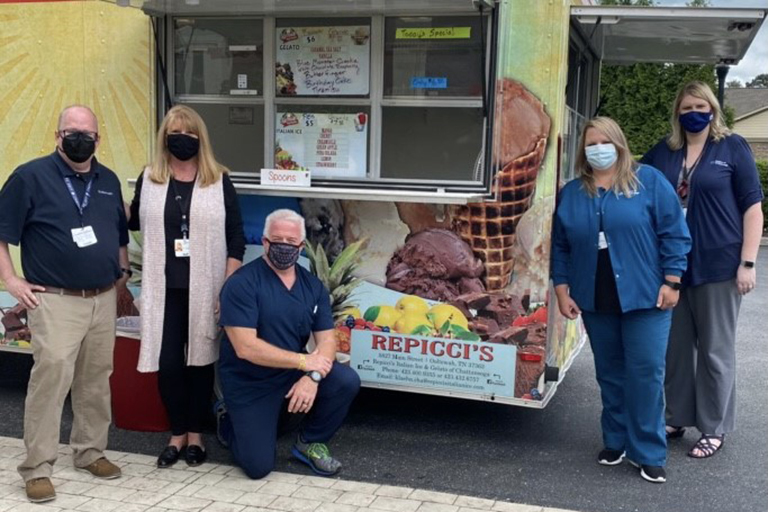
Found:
[267,241,301,270]
[61,132,96,163]
[167,133,200,161]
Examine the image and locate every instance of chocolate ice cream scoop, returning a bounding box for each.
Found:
[385,229,485,302]
[492,78,551,165]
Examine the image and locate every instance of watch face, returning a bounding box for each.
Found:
[310,371,322,382]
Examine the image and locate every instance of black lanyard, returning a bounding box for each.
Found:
[170,178,193,238]
[63,174,94,226]
[681,141,708,183]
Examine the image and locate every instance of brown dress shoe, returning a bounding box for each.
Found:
[25,477,56,503]
[76,457,122,479]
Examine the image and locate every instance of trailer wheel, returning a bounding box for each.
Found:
[544,365,560,382]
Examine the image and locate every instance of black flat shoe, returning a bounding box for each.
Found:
[666,425,686,439]
[157,445,184,468]
[185,445,207,467]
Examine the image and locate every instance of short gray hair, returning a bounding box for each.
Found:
[58,105,98,131]
[263,209,306,241]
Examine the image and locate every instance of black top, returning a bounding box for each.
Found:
[593,188,621,314]
[128,171,245,289]
[0,151,129,289]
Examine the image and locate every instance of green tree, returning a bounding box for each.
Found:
[746,74,768,88]
[726,79,744,88]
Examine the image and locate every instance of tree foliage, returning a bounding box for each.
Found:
[746,74,768,88]
[726,79,743,88]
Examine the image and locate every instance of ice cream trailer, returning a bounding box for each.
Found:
[118,0,764,407]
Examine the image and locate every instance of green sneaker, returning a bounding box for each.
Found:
[291,438,342,476]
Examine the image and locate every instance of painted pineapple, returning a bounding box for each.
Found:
[305,239,366,324]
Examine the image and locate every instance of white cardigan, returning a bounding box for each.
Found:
[137,169,227,372]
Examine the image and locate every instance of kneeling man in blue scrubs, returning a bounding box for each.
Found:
[217,208,360,478]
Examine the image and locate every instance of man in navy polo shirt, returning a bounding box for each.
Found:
[217,209,360,479]
[0,105,130,503]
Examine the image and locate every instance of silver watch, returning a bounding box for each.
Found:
[307,370,323,383]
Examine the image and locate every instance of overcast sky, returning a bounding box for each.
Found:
[655,0,767,84]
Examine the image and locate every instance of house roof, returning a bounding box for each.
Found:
[724,88,768,119]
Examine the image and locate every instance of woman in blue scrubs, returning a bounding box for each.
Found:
[641,81,764,459]
[552,117,691,484]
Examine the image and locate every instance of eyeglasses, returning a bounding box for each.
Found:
[59,130,99,142]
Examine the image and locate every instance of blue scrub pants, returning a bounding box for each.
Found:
[220,362,360,479]
[581,308,671,467]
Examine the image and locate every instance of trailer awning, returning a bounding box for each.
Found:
[571,5,766,65]
[104,0,491,16]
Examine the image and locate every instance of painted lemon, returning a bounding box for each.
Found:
[428,304,469,331]
[394,313,433,335]
[340,307,362,319]
[395,295,429,315]
[363,305,402,328]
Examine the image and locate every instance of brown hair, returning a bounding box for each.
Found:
[667,81,730,150]
[149,105,227,187]
[575,116,639,198]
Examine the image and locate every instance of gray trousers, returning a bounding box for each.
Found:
[665,280,741,436]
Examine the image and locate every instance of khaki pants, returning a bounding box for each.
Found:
[17,288,117,482]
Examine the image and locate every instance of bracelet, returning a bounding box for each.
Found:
[663,279,682,291]
[297,353,307,371]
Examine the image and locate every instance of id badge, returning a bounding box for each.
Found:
[174,238,190,258]
[71,226,98,248]
[598,231,608,250]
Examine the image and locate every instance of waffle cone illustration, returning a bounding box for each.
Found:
[453,79,551,291]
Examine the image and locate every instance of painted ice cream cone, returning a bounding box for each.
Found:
[453,78,551,291]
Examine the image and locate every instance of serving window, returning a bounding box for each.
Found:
[174,18,263,97]
[166,12,494,191]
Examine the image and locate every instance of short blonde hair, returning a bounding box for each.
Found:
[149,105,227,187]
[263,209,306,241]
[575,116,639,198]
[667,81,730,150]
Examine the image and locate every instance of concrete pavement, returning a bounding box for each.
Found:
[0,435,573,512]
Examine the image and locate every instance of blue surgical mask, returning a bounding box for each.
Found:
[679,111,713,133]
[585,143,618,171]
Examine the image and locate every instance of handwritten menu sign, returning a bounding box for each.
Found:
[395,27,471,39]
[276,26,370,96]
[275,112,368,178]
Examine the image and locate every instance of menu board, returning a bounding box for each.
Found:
[275,112,368,178]
[275,26,370,95]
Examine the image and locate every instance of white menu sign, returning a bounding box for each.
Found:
[275,26,370,96]
[275,112,368,178]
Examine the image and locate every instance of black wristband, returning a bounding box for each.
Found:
[121,267,133,278]
[663,279,681,291]
[742,260,755,269]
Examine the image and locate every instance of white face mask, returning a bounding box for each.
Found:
[585,143,618,171]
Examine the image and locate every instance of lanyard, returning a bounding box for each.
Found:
[680,140,708,183]
[170,178,193,238]
[63,175,94,225]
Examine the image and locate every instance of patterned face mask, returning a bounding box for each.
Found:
[266,241,301,270]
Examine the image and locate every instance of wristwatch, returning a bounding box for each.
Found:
[663,279,682,291]
[306,371,323,383]
[741,260,755,269]
[121,267,133,278]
